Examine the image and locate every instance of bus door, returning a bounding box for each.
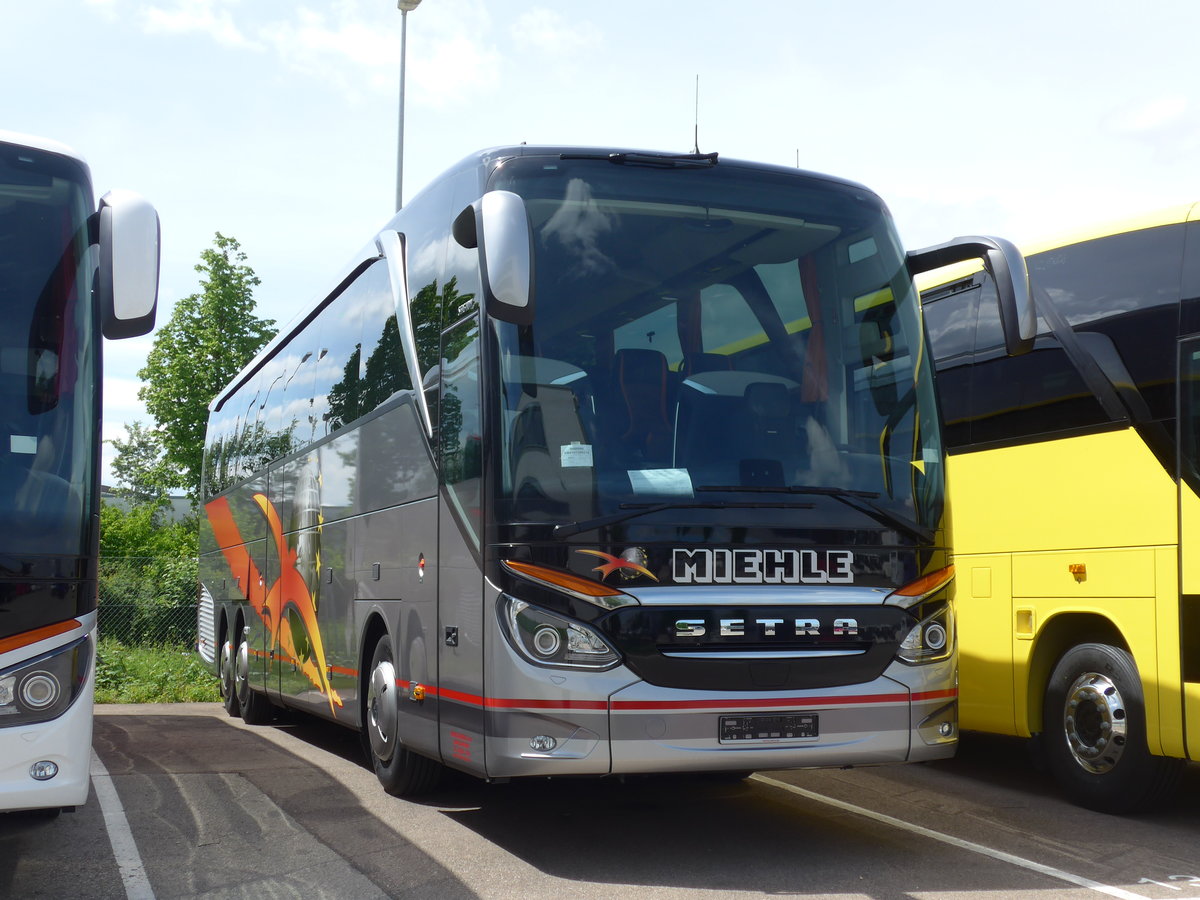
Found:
[436,316,485,772]
[1177,335,1200,759]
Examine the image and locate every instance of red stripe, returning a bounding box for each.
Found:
[484,697,609,710]
[389,684,956,713]
[611,693,907,711]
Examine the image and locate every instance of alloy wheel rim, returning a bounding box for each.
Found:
[1062,671,1128,774]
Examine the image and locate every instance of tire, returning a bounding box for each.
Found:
[364,633,442,797]
[1042,643,1184,813]
[233,626,274,726]
[219,628,240,718]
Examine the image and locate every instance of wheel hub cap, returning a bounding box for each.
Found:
[1063,671,1128,774]
[235,639,251,705]
[219,640,235,698]
[368,658,398,763]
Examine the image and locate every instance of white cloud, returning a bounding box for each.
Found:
[1110,94,1189,135]
[411,32,503,110]
[142,0,262,50]
[259,7,395,100]
[510,9,600,57]
[83,0,120,21]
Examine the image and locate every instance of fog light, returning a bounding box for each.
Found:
[529,735,557,752]
[30,760,59,781]
[939,722,953,737]
[532,626,561,658]
[20,672,61,710]
[924,623,947,652]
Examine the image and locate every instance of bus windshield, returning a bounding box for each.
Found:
[488,156,942,541]
[0,144,96,562]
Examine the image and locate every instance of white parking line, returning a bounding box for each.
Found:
[90,751,156,900]
[754,774,1150,900]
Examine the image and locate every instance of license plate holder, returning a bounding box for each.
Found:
[719,713,818,744]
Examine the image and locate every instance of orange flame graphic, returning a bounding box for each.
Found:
[206,494,344,715]
[576,549,658,582]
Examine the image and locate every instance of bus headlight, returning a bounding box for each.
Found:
[897,601,954,666]
[501,597,620,670]
[0,635,91,727]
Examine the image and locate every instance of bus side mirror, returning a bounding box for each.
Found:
[98,189,160,340]
[907,235,1034,356]
[453,190,534,326]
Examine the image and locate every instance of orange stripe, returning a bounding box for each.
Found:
[0,618,83,656]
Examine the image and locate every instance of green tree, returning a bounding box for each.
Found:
[138,233,276,497]
[108,421,172,505]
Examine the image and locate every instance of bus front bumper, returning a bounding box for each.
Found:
[484,661,957,778]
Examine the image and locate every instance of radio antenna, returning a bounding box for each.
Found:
[693,75,700,154]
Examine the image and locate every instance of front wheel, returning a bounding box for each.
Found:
[1042,643,1183,813]
[365,634,442,797]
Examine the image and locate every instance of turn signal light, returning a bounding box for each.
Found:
[503,560,638,608]
[891,565,955,602]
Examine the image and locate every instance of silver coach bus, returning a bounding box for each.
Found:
[198,145,1030,795]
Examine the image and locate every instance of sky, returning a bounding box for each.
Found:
[7,0,1200,487]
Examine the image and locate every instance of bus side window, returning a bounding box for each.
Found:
[309,281,368,439]
[440,317,482,541]
[1180,340,1200,494]
[968,272,1109,447]
[923,283,980,451]
[1030,225,1184,427]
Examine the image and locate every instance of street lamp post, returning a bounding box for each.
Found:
[395,0,422,212]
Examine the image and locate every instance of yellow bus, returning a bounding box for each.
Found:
[919,204,1200,812]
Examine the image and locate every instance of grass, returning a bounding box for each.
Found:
[95,638,221,704]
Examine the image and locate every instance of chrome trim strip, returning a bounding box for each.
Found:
[621,585,892,607]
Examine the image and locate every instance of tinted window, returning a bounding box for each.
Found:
[402,177,454,431]
[488,156,944,536]
[358,261,412,416]
[923,270,1110,449]
[923,282,980,450]
[441,317,482,542]
[308,272,370,437]
[1029,225,1183,424]
[0,145,96,560]
[1180,338,1200,494]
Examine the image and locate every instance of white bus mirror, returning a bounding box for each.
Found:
[908,235,1035,357]
[454,190,534,325]
[98,189,160,339]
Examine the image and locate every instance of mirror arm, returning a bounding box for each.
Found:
[908,234,1034,356]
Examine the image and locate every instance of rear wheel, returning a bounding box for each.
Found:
[1042,643,1183,813]
[365,633,442,796]
[219,627,240,718]
[233,626,273,726]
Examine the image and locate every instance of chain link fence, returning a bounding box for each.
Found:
[98,555,198,648]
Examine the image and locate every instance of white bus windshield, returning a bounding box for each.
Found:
[489,157,942,541]
[0,144,95,564]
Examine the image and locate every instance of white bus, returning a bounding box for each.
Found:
[198,145,1030,795]
[0,131,159,813]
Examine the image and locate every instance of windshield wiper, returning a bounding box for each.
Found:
[559,151,719,168]
[551,498,814,540]
[696,484,935,544]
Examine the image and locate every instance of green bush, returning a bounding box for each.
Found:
[95,639,220,704]
[99,501,200,646]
